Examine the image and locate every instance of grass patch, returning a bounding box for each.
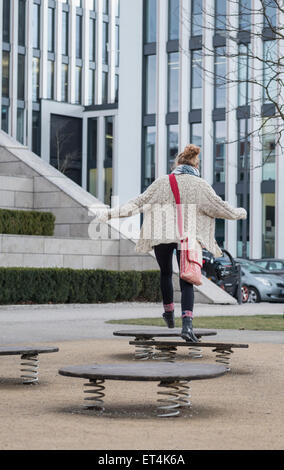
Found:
[106,315,284,331]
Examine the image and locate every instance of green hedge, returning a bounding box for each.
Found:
[0,209,55,236]
[0,268,162,304]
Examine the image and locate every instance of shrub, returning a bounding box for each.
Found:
[0,209,55,236]
[0,268,161,304]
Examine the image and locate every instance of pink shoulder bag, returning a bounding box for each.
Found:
[169,174,203,286]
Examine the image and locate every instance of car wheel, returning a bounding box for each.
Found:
[248,287,261,303]
[241,285,249,303]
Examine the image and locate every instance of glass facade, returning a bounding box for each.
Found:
[238,44,250,107]
[145,55,156,114]
[102,71,108,103]
[62,11,69,56]
[167,53,179,113]
[76,15,82,59]
[191,0,202,36]
[87,117,98,197]
[1,106,9,133]
[48,8,55,53]
[168,0,179,40]
[237,193,250,258]
[33,3,40,49]
[18,54,25,101]
[47,61,54,100]
[167,125,179,173]
[190,123,202,173]
[143,126,156,191]
[214,120,226,183]
[18,0,26,46]
[238,119,251,182]
[262,193,275,258]
[104,116,114,206]
[145,0,157,43]
[17,108,25,144]
[103,0,109,15]
[103,22,109,65]
[115,24,120,67]
[2,51,10,98]
[263,40,277,104]
[89,18,96,62]
[2,0,10,43]
[32,57,40,102]
[214,47,226,108]
[239,0,251,31]
[75,67,82,104]
[89,69,95,105]
[32,110,41,156]
[190,49,202,110]
[262,119,276,181]
[215,0,226,32]
[61,64,68,102]
[263,0,277,28]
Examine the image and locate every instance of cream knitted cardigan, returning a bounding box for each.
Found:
[98,174,247,258]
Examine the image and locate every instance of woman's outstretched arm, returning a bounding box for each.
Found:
[200,181,247,220]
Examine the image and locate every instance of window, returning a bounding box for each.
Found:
[190,50,202,110]
[102,71,108,103]
[32,110,41,156]
[74,0,82,7]
[262,193,275,258]
[18,0,26,46]
[1,106,9,133]
[115,25,120,67]
[239,0,251,31]
[61,64,68,102]
[3,0,10,43]
[103,22,109,65]
[262,118,276,181]
[2,51,10,98]
[263,0,277,28]
[215,0,226,32]
[89,19,96,62]
[103,0,109,15]
[238,43,250,107]
[168,0,179,40]
[76,15,82,59]
[104,116,114,206]
[263,40,277,104]
[75,67,82,104]
[89,69,95,105]
[191,0,202,36]
[115,0,120,17]
[214,120,226,183]
[190,123,202,174]
[237,193,250,257]
[62,11,69,56]
[33,3,40,49]
[145,55,156,114]
[145,0,157,43]
[167,125,179,173]
[115,74,119,103]
[143,126,156,190]
[32,57,40,102]
[50,114,83,186]
[17,108,25,144]
[214,46,226,108]
[47,61,54,100]
[238,119,251,182]
[87,117,98,196]
[17,54,25,101]
[168,53,179,113]
[48,8,55,53]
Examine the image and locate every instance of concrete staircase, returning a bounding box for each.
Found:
[0,130,237,304]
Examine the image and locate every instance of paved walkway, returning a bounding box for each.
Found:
[0,302,283,345]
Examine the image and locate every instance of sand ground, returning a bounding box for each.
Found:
[0,338,283,450]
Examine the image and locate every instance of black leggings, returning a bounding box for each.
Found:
[153,243,194,313]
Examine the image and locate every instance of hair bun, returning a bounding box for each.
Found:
[183,144,200,159]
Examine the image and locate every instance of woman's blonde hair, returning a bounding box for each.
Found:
[173,144,200,169]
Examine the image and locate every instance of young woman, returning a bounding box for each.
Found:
[97,144,247,342]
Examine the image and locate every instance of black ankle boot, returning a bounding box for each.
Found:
[162,311,175,329]
[181,316,200,342]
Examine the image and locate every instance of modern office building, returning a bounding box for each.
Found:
[0,0,119,207]
[118,0,284,259]
[1,0,284,260]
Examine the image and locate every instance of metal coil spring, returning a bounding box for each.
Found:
[20,354,39,385]
[134,341,154,361]
[178,380,191,408]
[84,379,106,411]
[154,346,177,362]
[213,348,232,372]
[188,346,203,359]
[157,380,181,418]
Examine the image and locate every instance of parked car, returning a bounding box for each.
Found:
[202,249,240,300]
[235,258,284,303]
[251,258,284,277]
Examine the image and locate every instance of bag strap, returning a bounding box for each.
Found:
[169,174,184,240]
